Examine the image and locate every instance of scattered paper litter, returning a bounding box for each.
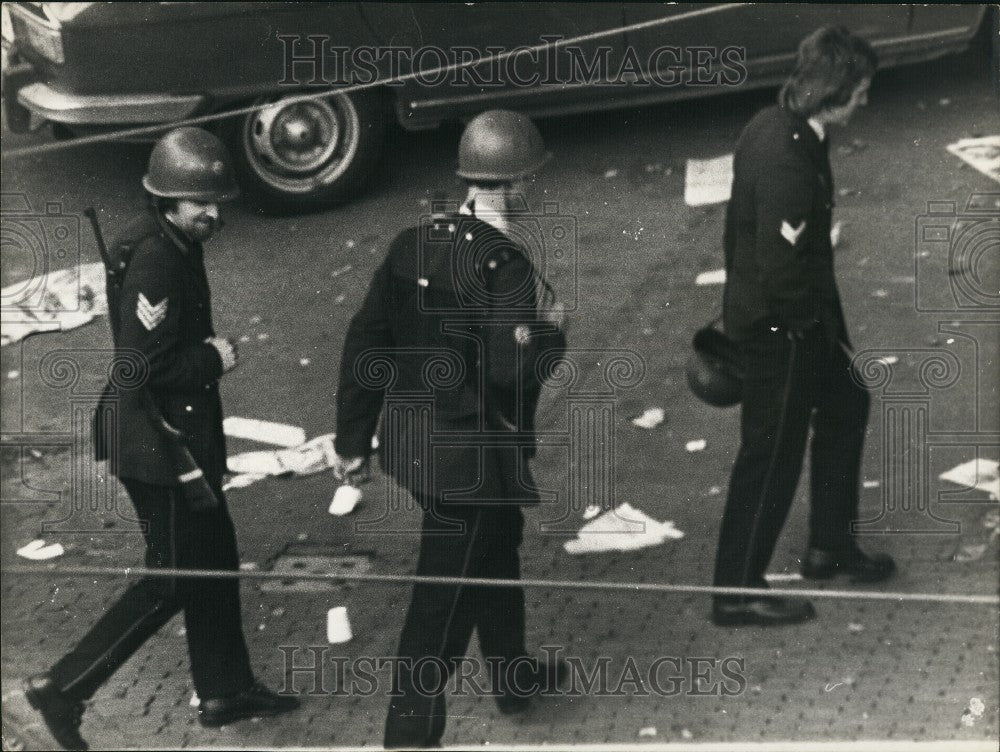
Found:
[695,268,726,286]
[189,691,200,708]
[686,439,707,452]
[563,502,684,555]
[847,623,865,633]
[1,261,107,347]
[685,154,733,206]
[16,539,65,560]
[222,473,267,491]
[945,136,1000,184]
[329,485,363,516]
[7,370,20,380]
[327,606,353,644]
[939,458,999,499]
[228,433,337,477]
[299,358,311,367]
[582,504,602,520]
[603,168,619,179]
[862,480,881,489]
[223,417,306,448]
[631,407,665,429]
[638,726,657,738]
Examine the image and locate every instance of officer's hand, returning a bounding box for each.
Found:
[332,453,364,482]
[207,337,238,372]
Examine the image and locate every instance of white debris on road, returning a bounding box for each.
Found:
[695,268,727,286]
[940,458,999,500]
[686,439,707,452]
[583,504,602,520]
[684,154,733,206]
[327,606,353,644]
[329,485,363,516]
[223,417,306,448]
[564,503,684,555]
[16,539,65,560]
[228,433,338,477]
[631,408,665,429]
[1,261,107,347]
[945,135,1000,183]
[638,726,657,738]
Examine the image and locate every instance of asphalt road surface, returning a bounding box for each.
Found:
[1,34,998,751]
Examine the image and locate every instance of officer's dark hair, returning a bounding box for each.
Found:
[779,26,877,118]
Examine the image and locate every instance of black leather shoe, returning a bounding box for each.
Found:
[23,673,88,751]
[198,681,300,727]
[495,657,569,715]
[712,596,816,626]
[802,546,896,583]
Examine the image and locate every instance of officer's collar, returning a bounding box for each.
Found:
[152,207,199,256]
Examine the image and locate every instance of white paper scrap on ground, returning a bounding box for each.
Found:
[1,261,107,347]
[327,606,353,644]
[686,439,707,452]
[223,417,306,448]
[940,458,1000,499]
[222,473,268,492]
[227,433,337,476]
[946,136,1000,183]
[631,407,665,429]
[695,268,726,286]
[16,539,65,560]
[583,504,602,520]
[684,154,733,206]
[329,485,362,516]
[638,726,657,737]
[189,692,200,708]
[564,503,684,555]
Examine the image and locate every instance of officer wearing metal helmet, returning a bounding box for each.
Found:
[332,110,568,748]
[22,127,297,751]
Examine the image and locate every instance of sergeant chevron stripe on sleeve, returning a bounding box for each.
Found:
[136,293,168,331]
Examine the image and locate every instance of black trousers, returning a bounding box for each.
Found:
[384,501,527,749]
[49,479,254,701]
[713,325,870,594]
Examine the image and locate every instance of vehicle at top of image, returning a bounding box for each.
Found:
[1,2,989,213]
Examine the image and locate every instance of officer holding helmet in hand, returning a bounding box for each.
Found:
[22,127,297,751]
[712,28,895,629]
[333,110,568,749]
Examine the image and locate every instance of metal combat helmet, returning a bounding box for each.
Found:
[143,126,240,202]
[457,110,551,182]
[686,325,743,407]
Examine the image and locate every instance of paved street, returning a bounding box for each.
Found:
[1,32,998,751]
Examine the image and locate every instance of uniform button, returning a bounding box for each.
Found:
[793,132,800,140]
[185,405,193,412]
[465,232,474,241]
[487,260,497,270]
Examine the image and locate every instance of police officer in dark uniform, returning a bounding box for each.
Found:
[332,110,568,749]
[712,27,895,627]
[23,127,297,750]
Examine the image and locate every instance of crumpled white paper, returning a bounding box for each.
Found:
[631,407,665,429]
[684,154,733,206]
[1,262,107,347]
[940,458,999,500]
[16,539,65,560]
[227,432,337,477]
[564,502,684,555]
[223,417,305,448]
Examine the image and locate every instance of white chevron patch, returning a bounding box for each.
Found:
[136,293,168,331]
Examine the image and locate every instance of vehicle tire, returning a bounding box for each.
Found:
[225,87,386,213]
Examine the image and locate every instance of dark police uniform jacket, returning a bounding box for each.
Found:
[334,211,566,504]
[722,105,848,346]
[93,209,227,487]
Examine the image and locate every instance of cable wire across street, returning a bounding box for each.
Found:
[2,3,744,160]
[4,565,998,606]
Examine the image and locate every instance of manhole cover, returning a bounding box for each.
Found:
[261,545,373,593]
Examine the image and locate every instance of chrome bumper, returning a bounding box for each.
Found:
[17,82,204,125]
